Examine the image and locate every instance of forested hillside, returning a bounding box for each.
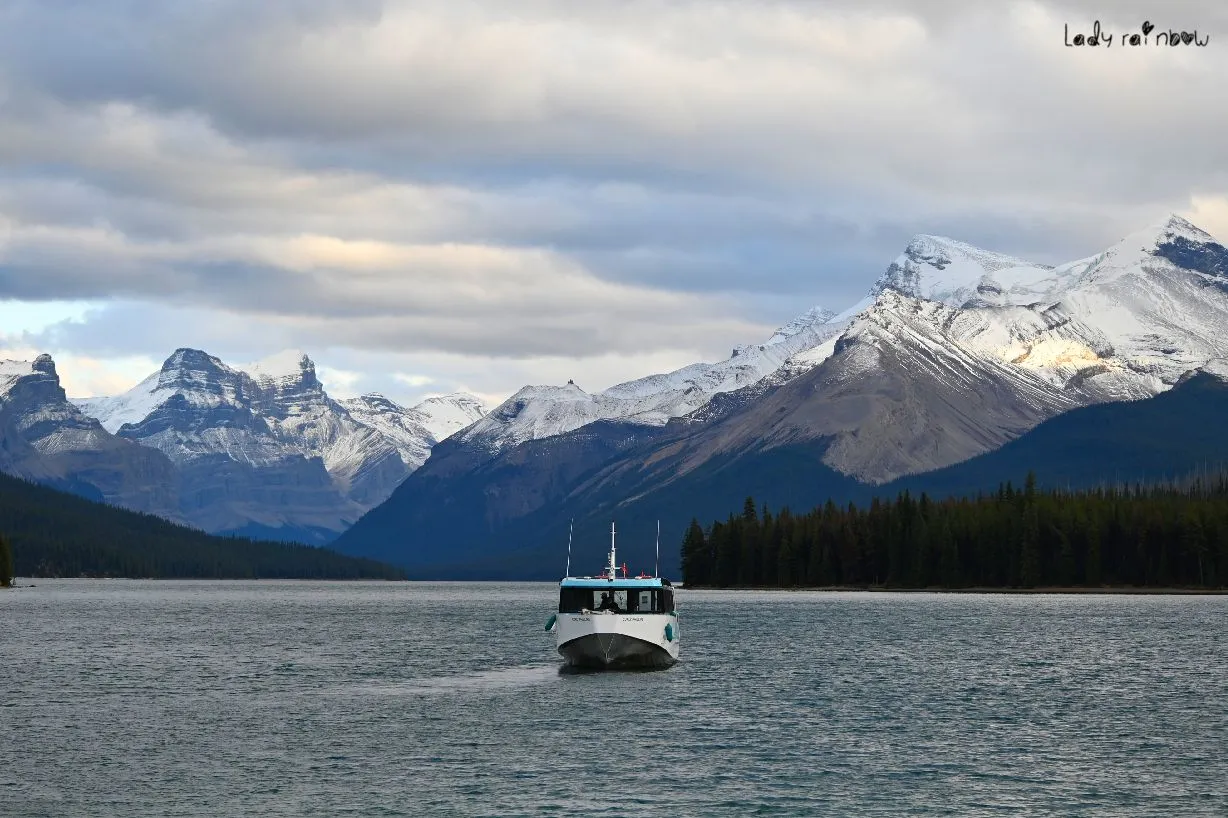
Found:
[0,472,404,579]
[682,473,1228,589]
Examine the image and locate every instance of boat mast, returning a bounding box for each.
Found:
[607,521,617,579]
[655,519,660,578]
[565,518,573,578]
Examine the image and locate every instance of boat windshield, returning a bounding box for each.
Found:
[558,587,675,614]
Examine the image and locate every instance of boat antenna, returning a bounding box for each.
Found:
[565,518,573,578]
[655,519,660,578]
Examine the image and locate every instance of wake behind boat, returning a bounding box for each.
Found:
[546,523,680,669]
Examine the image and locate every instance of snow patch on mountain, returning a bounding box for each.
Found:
[767,307,837,344]
[246,349,314,382]
[1052,215,1228,385]
[340,391,487,471]
[76,372,175,434]
[1198,358,1228,382]
[1,353,181,514]
[875,234,1079,308]
[859,290,1159,407]
[340,393,434,471]
[0,358,37,383]
[1,355,116,454]
[412,393,490,441]
[495,212,1228,485]
[73,350,491,512]
[848,214,1228,407]
[460,306,849,452]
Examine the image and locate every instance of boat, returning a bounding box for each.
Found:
[545,522,680,669]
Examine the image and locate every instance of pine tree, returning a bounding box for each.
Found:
[937,516,960,587]
[686,470,1228,590]
[0,533,12,587]
[1053,524,1075,586]
[1018,503,1041,587]
[714,519,739,587]
[1179,508,1205,587]
[777,531,799,586]
[759,507,780,586]
[886,492,908,585]
[742,497,757,524]
[1084,516,1103,586]
[680,518,709,586]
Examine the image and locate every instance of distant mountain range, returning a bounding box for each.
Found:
[0,348,486,543]
[7,214,1228,577]
[331,214,1228,577]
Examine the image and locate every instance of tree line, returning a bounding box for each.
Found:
[681,472,1228,589]
[1,533,12,587]
[0,472,404,580]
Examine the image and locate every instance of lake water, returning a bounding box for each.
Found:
[3,581,1227,816]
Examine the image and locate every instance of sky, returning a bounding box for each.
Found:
[2,0,1227,408]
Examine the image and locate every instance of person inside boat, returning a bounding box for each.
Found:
[596,591,621,612]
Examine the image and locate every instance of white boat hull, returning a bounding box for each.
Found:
[555,612,679,669]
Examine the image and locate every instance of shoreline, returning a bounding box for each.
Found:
[684,585,1228,595]
[10,578,1227,594]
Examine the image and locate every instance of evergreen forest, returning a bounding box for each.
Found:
[0,472,404,580]
[681,473,1228,589]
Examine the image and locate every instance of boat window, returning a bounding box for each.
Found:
[601,590,629,611]
[558,587,630,612]
[559,586,671,613]
[558,588,591,613]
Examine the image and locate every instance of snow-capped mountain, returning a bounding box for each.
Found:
[451,216,1228,462]
[874,234,1071,306]
[72,349,488,540]
[458,304,847,453]
[862,215,1228,393]
[75,348,361,538]
[452,216,1226,460]
[681,288,1161,484]
[245,350,412,507]
[340,392,489,472]
[0,354,179,514]
[333,213,1228,575]
[725,214,1228,483]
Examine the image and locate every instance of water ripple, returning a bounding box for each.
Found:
[3,582,1227,816]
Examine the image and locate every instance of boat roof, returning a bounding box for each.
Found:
[560,577,669,589]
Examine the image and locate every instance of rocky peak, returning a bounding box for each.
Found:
[1142,214,1228,278]
[31,353,56,376]
[352,392,399,413]
[246,351,328,419]
[249,350,315,381]
[0,354,69,406]
[1153,213,1213,244]
[767,306,836,345]
[161,348,225,373]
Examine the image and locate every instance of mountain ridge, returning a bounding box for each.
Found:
[4,348,489,542]
[333,213,1228,575]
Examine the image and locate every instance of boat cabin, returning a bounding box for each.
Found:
[558,577,675,614]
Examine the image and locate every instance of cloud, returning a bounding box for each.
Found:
[1184,196,1228,243]
[2,0,1228,398]
[393,373,435,388]
[9,232,768,357]
[0,336,160,399]
[21,299,775,405]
